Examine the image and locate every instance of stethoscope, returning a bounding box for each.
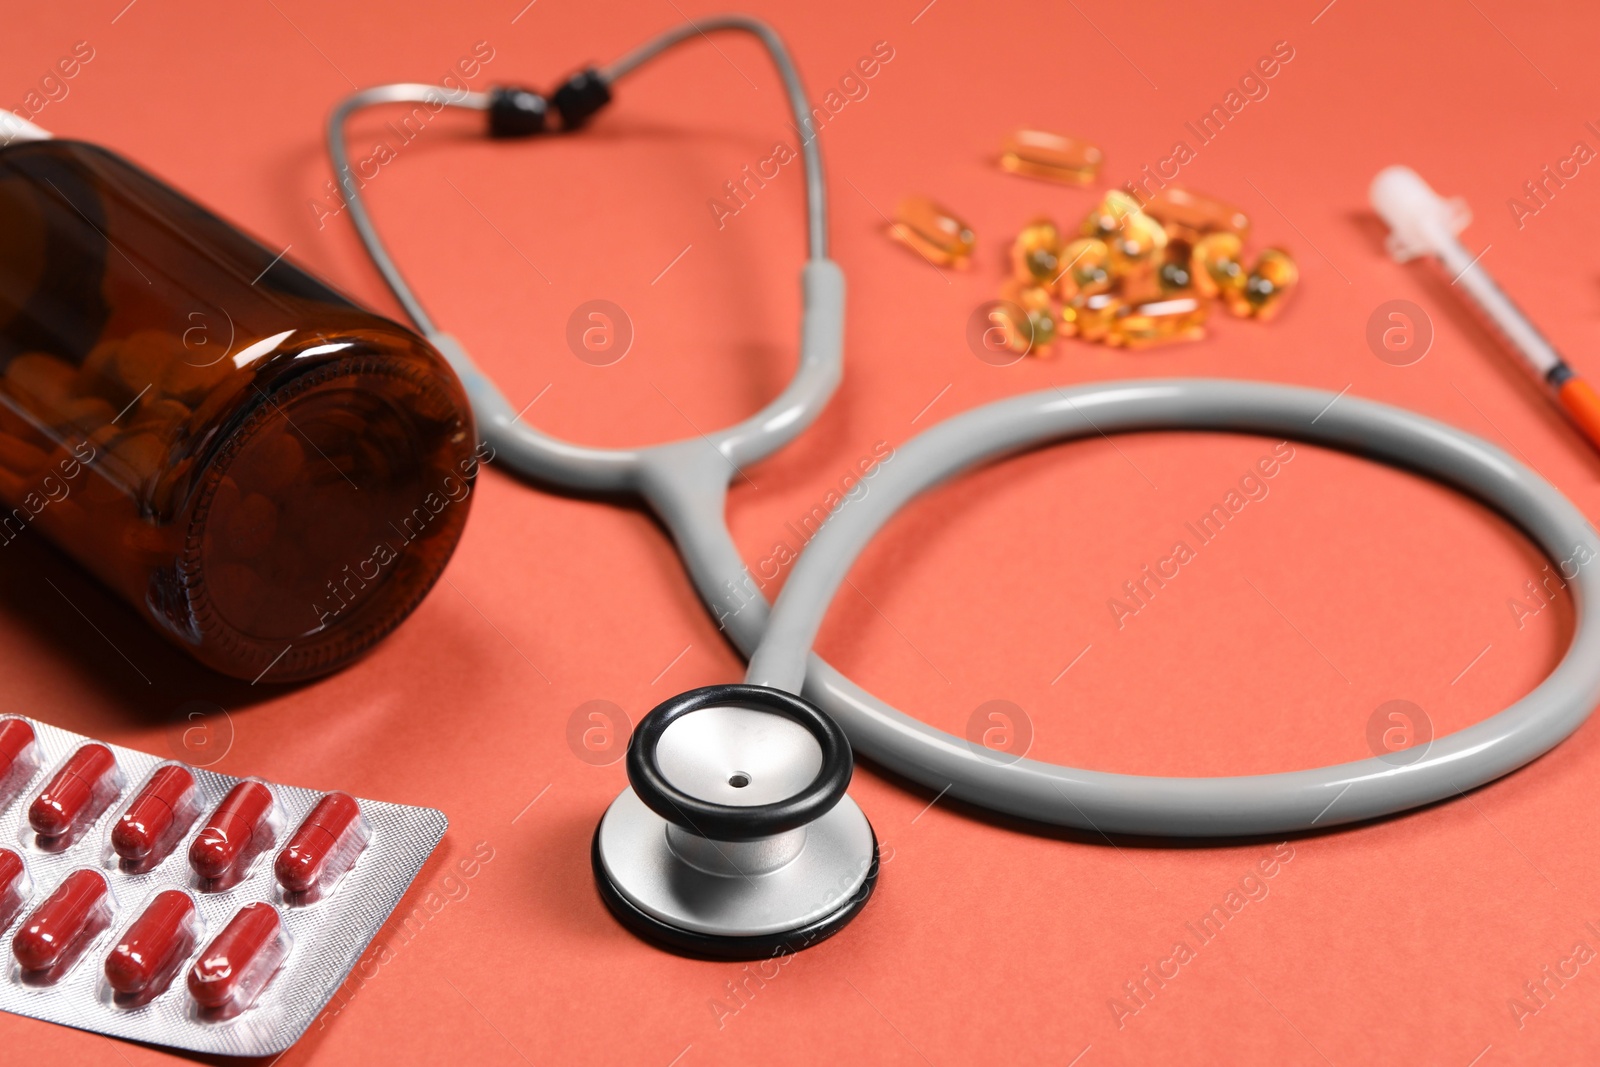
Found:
[329,16,1600,958]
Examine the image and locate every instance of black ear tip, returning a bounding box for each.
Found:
[486,86,548,138]
[552,68,612,130]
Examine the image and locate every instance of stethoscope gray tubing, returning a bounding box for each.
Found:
[329,16,1600,837]
[750,380,1600,835]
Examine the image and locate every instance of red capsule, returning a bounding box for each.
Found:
[105,890,198,997]
[29,743,118,837]
[188,902,288,1011]
[275,792,366,894]
[13,869,109,972]
[0,718,35,779]
[189,781,274,880]
[0,849,24,896]
[0,848,27,929]
[112,764,197,862]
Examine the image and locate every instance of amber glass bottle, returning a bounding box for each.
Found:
[0,139,478,682]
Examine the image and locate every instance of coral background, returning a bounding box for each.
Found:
[3,0,1599,1062]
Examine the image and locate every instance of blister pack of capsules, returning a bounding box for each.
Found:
[0,715,447,1055]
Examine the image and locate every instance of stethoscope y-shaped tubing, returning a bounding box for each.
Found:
[329,17,1600,837]
[327,17,838,648]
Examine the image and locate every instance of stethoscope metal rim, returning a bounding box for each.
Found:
[592,788,877,953]
[595,681,876,954]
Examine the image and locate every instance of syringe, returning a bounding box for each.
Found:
[1370,165,1600,455]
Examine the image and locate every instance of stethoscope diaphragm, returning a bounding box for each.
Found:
[592,685,878,958]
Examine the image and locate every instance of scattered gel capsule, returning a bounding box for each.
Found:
[112,764,198,863]
[1079,191,1143,241]
[188,902,289,1013]
[976,301,1034,358]
[999,185,1293,353]
[0,849,29,931]
[190,781,275,881]
[1142,186,1251,244]
[276,791,369,895]
[1191,232,1247,299]
[13,869,110,973]
[1227,248,1299,321]
[1158,259,1193,291]
[1106,211,1168,276]
[29,743,119,838]
[105,890,199,998]
[887,196,976,267]
[997,283,1059,354]
[1010,218,1064,285]
[999,129,1103,185]
[1062,293,1121,343]
[1056,238,1113,302]
[1027,307,1060,352]
[1111,294,1211,349]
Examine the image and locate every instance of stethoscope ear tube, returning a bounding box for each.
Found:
[329,22,882,956]
[425,257,843,496]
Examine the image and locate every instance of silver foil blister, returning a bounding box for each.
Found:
[0,716,446,1055]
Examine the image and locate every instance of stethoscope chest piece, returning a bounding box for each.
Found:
[593,685,878,959]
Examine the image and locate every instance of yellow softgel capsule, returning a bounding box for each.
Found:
[1191,232,1247,299]
[1106,212,1168,276]
[1158,258,1195,292]
[1056,238,1112,302]
[999,129,1104,185]
[1062,292,1120,343]
[1010,218,1064,285]
[1226,247,1299,321]
[1079,191,1143,241]
[888,196,976,267]
[1142,186,1250,245]
[1110,294,1210,348]
[1025,307,1060,353]
[999,281,1059,354]
[1001,280,1054,312]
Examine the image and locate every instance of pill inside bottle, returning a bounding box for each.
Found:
[0,140,479,682]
